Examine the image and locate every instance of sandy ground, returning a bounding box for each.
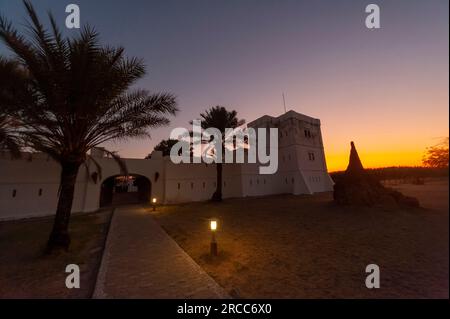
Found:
[390,178,448,212]
[153,179,449,298]
[0,209,112,298]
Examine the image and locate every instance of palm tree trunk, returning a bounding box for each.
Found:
[47,161,81,251]
[212,162,223,201]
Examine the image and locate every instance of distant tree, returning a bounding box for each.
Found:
[146,139,179,157]
[422,138,449,169]
[146,134,201,159]
[194,106,245,201]
[0,1,177,251]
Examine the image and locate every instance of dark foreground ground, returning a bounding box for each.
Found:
[0,179,447,298]
[0,209,112,298]
[153,178,449,298]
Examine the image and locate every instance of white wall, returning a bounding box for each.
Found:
[0,111,334,220]
[0,153,62,219]
[0,152,166,220]
[164,160,243,203]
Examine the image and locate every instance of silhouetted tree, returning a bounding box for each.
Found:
[147,139,179,157]
[0,113,21,158]
[194,106,244,201]
[0,1,177,250]
[422,138,449,169]
[0,58,24,158]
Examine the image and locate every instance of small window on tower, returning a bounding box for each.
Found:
[304,129,312,138]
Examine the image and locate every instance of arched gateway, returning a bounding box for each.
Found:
[99,174,152,207]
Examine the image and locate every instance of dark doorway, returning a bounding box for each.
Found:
[100,175,151,207]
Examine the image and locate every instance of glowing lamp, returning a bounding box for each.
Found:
[210,219,218,256]
[152,197,157,211]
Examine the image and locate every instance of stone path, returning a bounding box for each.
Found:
[93,206,228,299]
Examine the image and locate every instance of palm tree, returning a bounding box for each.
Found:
[0,113,21,158]
[0,1,178,250]
[195,106,245,201]
[0,58,24,158]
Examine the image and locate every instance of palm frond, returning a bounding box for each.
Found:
[0,0,177,167]
[84,154,103,182]
[102,149,128,176]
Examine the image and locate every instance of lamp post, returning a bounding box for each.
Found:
[210,220,218,256]
[152,197,157,211]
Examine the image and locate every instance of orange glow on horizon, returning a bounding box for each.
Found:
[326,149,426,173]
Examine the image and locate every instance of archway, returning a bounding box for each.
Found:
[100,174,151,207]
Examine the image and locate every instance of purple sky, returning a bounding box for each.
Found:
[1,0,448,170]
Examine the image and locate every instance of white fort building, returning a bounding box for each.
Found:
[0,111,334,220]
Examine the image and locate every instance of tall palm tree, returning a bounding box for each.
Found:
[196,106,245,201]
[0,113,21,158]
[0,1,178,250]
[0,58,24,158]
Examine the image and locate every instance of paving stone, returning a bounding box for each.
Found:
[93,206,228,299]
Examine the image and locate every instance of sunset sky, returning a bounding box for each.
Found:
[1,0,448,171]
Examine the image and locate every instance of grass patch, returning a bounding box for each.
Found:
[0,209,112,298]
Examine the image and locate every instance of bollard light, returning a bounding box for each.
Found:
[152,197,157,211]
[210,220,217,231]
[210,219,218,256]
